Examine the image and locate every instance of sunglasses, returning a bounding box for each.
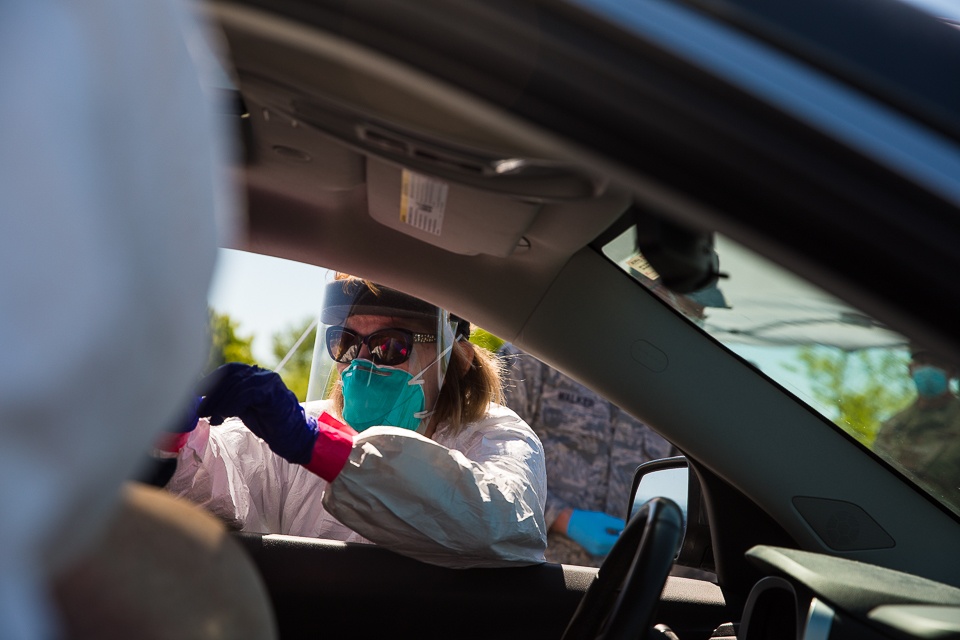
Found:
[325,325,437,366]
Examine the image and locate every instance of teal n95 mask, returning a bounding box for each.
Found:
[340,359,427,431]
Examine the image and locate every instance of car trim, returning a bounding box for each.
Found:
[570,0,960,207]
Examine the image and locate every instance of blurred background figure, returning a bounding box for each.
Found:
[499,344,679,567]
[0,1,236,637]
[874,344,960,506]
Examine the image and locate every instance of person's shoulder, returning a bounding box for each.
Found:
[473,403,542,441]
[447,403,544,453]
[484,401,525,423]
[446,403,534,437]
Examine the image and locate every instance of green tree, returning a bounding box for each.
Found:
[787,346,913,445]
[469,327,504,353]
[271,317,318,401]
[206,309,257,373]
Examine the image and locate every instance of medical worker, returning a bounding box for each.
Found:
[163,275,547,568]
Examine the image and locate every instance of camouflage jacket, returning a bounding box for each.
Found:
[874,395,960,508]
[498,344,678,566]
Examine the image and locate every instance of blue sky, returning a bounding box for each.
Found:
[208,249,332,363]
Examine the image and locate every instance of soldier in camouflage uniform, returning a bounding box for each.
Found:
[874,347,960,508]
[498,343,678,567]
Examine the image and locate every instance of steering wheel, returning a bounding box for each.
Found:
[561,497,684,640]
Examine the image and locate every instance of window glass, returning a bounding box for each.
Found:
[603,228,960,516]
[207,249,333,400]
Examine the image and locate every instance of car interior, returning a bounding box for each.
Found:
[181,0,960,638]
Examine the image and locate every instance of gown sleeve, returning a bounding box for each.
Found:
[168,405,547,568]
[166,418,295,534]
[322,405,548,568]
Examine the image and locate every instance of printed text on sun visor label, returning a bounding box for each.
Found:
[400,170,448,236]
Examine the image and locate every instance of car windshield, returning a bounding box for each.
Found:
[603,229,960,518]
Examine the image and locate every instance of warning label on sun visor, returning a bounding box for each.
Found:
[400,171,448,236]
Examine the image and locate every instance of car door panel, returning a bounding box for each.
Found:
[234,532,733,639]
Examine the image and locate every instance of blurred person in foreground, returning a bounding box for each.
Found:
[0,1,240,637]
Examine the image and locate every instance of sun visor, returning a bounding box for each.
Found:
[366,158,541,257]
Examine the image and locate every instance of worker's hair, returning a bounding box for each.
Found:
[429,335,505,433]
[328,274,505,434]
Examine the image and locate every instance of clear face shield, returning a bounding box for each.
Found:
[306,278,460,435]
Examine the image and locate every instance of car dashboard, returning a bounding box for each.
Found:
[738,546,960,640]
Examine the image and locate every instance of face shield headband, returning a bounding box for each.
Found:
[318,279,469,341]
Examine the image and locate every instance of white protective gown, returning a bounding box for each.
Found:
[166,400,548,568]
[0,1,235,637]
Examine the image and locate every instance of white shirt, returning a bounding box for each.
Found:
[167,401,548,568]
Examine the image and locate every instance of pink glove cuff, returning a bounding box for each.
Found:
[156,431,191,454]
[303,412,357,481]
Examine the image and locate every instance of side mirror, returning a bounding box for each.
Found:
[629,456,714,573]
[630,459,689,523]
[629,457,689,557]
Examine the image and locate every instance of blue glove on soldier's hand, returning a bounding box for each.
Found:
[197,363,319,465]
[566,509,626,556]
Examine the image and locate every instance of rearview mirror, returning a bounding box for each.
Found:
[634,211,721,294]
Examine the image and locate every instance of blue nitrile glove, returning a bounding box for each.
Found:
[197,363,319,465]
[566,510,625,557]
[172,395,202,433]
